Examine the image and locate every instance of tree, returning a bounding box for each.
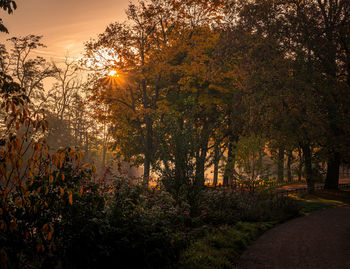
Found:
[85,0,226,188]
[279,0,350,189]
[1,35,55,108]
[0,0,16,33]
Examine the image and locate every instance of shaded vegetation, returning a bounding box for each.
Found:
[1,0,350,268]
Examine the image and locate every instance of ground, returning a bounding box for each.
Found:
[237,206,350,269]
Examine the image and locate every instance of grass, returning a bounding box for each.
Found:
[291,189,350,214]
[178,188,350,269]
[178,222,275,269]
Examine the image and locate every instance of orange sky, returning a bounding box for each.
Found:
[0,0,130,60]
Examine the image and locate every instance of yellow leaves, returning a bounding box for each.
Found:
[49,175,54,184]
[79,187,83,196]
[61,174,65,181]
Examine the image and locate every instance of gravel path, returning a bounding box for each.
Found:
[237,206,350,269]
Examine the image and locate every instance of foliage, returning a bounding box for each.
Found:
[99,176,190,268]
[292,189,350,215]
[0,0,16,33]
[0,70,103,268]
[199,189,300,224]
[179,222,274,269]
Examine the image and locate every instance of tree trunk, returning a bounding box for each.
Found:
[277,146,284,182]
[301,143,314,193]
[213,142,220,187]
[325,151,340,189]
[223,136,237,187]
[143,115,153,187]
[298,147,303,182]
[102,143,106,170]
[195,128,210,188]
[84,131,89,162]
[174,118,186,189]
[287,150,293,182]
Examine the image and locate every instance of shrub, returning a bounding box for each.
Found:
[102,175,190,268]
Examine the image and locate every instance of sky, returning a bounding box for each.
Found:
[0,0,130,60]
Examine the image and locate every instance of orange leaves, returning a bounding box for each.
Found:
[14,197,22,208]
[42,223,54,242]
[59,187,64,198]
[68,191,73,205]
[33,143,42,154]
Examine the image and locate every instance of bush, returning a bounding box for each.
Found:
[198,189,241,225]
[240,194,301,222]
[1,147,105,268]
[102,175,190,268]
[197,189,300,226]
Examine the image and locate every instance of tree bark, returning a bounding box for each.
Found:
[213,142,220,187]
[277,146,284,182]
[325,151,340,189]
[174,118,186,189]
[301,143,314,193]
[287,150,293,182]
[223,135,237,187]
[84,131,89,162]
[298,147,303,182]
[143,114,153,187]
[195,125,210,188]
[102,143,106,170]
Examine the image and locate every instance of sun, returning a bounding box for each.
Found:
[85,47,119,76]
[108,70,117,77]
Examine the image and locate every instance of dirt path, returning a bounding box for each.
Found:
[237,206,350,269]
